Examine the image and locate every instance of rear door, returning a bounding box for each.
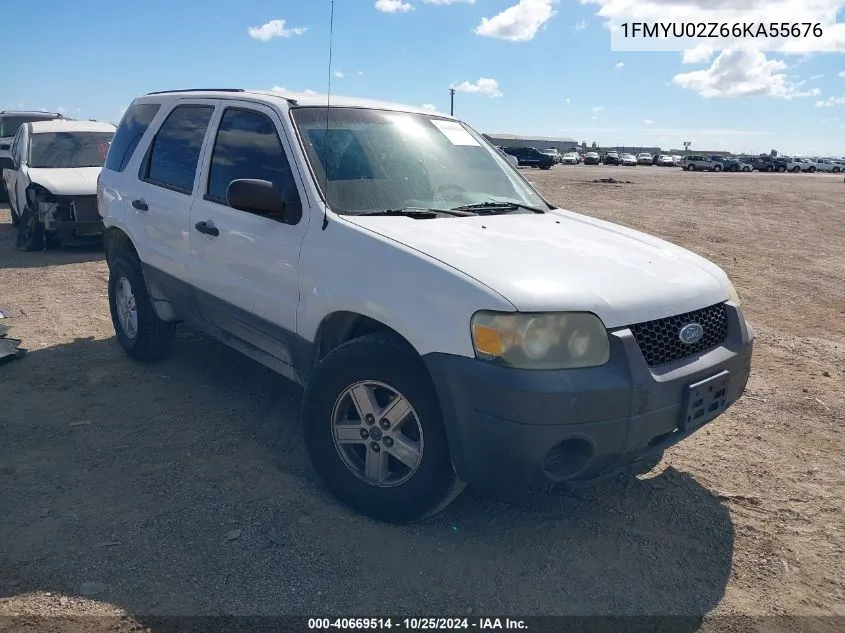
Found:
[130,100,218,316]
[187,101,310,377]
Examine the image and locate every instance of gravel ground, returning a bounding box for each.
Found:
[0,165,843,630]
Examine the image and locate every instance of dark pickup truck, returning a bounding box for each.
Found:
[752,156,789,172]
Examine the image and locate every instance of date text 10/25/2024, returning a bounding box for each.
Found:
[308,618,528,630]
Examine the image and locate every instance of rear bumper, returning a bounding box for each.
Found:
[424,303,754,498]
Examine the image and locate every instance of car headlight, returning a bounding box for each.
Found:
[726,280,741,306]
[470,311,610,369]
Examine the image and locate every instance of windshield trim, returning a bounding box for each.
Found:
[287,105,553,216]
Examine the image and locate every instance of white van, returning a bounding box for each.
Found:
[98,89,754,523]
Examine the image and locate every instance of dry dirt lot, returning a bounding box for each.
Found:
[0,166,843,631]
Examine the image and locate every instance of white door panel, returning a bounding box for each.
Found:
[188,101,309,359]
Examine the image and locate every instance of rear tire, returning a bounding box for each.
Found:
[108,253,176,362]
[713,164,721,172]
[808,166,816,173]
[302,333,462,523]
[688,164,695,171]
[777,165,786,172]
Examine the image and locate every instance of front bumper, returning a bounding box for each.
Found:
[424,303,754,498]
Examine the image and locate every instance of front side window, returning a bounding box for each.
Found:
[206,108,300,206]
[142,104,214,193]
[291,107,547,214]
[28,131,115,168]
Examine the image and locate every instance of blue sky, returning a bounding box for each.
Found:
[3,0,844,155]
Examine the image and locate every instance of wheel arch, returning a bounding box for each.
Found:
[104,226,138,269]
[313,311,416,363]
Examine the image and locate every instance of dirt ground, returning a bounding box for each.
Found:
[0,165,843,631]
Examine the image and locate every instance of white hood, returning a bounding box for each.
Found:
[27,167,101,196]
[344,209,731,329]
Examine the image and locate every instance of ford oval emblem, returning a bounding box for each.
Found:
[679,323,704,345]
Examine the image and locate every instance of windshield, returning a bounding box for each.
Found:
[28,131,113,168]
[290,107,547,215]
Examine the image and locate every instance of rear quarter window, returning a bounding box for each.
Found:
[104,103,162,172]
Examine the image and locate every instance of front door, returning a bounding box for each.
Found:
[188,101,311,378]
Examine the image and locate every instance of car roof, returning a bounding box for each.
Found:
[0,110,64,118]
[134,88,456,118]
[29,119,117,134]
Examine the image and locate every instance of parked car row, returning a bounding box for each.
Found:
[0,109,116,249]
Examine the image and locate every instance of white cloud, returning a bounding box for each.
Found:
[474,0,557,42]
[815,96,845,107]
[375,0,414,13]
[614,62,624,71]
[358,71,365,76]
[450,77,503,97]
[681,45,715,65]
[839,71,845,78]
[809,74,824,80]
[820,116,839,122]
[247,19,307,41]
[565,97,571,105]
[271,86,318,95]
[591,116,600,120]
[423,0,475,4]
[421,103,438,111]
[334,70,346,78]
[575,20,587,31]
[673,48,824,99]
[644,119,654,124]
[592,106,604,114]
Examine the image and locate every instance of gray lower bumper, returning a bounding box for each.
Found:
[423,303,754,497]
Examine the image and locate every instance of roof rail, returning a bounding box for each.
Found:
[145,88,245,95]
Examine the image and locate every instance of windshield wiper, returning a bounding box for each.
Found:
[451,201,546,214]
[357,207,475,218]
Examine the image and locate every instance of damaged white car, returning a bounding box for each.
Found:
[2,119,115,251]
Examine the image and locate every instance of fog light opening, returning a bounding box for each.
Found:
[543,437,595,481]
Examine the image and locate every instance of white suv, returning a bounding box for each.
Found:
[99,88,754,523]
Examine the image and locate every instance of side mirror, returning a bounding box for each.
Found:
[226,179,301,223]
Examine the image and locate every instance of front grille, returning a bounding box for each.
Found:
[630,303,728,367]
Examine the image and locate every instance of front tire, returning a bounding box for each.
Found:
[808,166,816,173]
[713,164,722,172]
[302,333,462,523]
[17,207,44,251]
[777,165,786,172]
[108,253,176,362]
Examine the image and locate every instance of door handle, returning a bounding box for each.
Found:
[131,199,148,212]
[194,221,219,237]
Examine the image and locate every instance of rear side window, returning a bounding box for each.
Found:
[206,108,300,205]
[104,103,161,172]
[141,105,214,193]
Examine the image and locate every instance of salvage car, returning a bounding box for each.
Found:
[0,110,66,200]
[99,89,753,523]
[636,152,653,165]
[561,152,579,165]
[584,152,601,165]
[620,153,637,166]
[3,119,115,250]
[656,155,675,167]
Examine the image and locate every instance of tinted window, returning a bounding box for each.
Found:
[29,132,114,168]
[142,105,214,193]
[105,103,161,172]
[206,108,299,204]
[0,115,57,138]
